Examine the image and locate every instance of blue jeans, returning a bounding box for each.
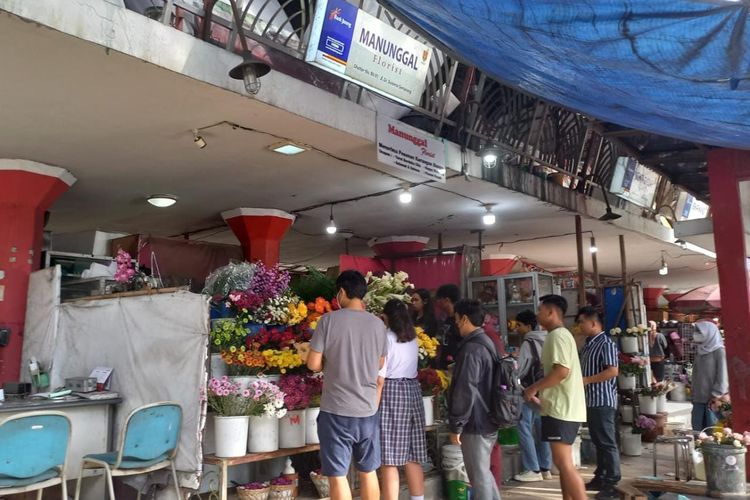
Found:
[518,402,551,472]
[588,407,621,485]
[692,403,719,432]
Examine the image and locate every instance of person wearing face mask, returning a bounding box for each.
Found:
[691,320,729,432]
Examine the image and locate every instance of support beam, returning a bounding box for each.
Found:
[620,234,633,327]
[591,236,601,306]
[575,216,586,308]
[707,149,750,442]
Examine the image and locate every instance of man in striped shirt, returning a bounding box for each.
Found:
[576,307,620,500]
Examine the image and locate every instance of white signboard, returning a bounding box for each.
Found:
[610,156,660,208]
[305,0,431,106]
[376,115,446,182]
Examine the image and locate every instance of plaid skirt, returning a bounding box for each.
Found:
[380,378,428,466]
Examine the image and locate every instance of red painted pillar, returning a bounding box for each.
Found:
[0,161,75,382]
[221,208,295,266]
[707,149,750,436]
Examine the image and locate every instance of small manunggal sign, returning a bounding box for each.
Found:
[376,116,446,183]
[305,0,432,107]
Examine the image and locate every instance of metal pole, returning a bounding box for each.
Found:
[620,234,633,327]
[591,236,601,306]
[575,215,586,308]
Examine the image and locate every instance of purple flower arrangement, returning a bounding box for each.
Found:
[114,249,136,283]
[632,415,656,434]
[277,374,312,411]
[250,262,291,302]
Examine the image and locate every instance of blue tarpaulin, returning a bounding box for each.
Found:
[380,0,750,149]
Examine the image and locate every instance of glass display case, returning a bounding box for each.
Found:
[468,272,556,352]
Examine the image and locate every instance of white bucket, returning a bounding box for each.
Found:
[670,382,687,402]
[210,353,226,378]
[620,405,634,424]
[640,396,658,416]
[279,410,306,448]
[248,415,279,453]
[657,394,667,413]
[423,396,435,426]
[306,407,320,444]
[442,444,465,468]
[618,374,637,391]
[621,431,642,456]
[214,415,249,458]
[621,336,639,354]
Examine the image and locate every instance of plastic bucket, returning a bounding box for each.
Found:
[620,336,639,354]
[279,410,305,448]
[214,415,249,458]
[621,431,642,457]
[248,415,279,453]
[446,480,470,500]
[702,443,747,496]
[423,396,435,426]
[640,396,658,416]
[618,374,636,391]
[305,407,320,444]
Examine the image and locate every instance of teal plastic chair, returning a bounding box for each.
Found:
[0,411,71,499]
[74,402,182,500]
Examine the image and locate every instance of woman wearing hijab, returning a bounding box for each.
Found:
[691,321,729,431]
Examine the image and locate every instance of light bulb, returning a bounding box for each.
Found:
[147,195,178,208]
[326,218,337,234]
[399,189,413,204]
[590,245,598,253]
[483,212,496,226]
[483,153,498,164]
[243,68,261,95]
[659,265,668,276]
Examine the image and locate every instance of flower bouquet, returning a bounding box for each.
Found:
[262,349,304,375]
[641,381,674,397]
[611,325,647,337]
[237,482,270,500]
[221,348,266,376]
[696,426,750,449]
[632,415,656,435]
[204,377,253,457]
[277,374,311,411]
[363,271,413,314]
[619,354,648,376]
[709,394,733,427]
[418,368,450,397]
[416,327,439,368]
[248,380,287,418]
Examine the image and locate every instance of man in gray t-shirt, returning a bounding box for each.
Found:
[307,271,388,500]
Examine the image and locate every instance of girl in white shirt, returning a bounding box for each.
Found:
[377,299,428,500]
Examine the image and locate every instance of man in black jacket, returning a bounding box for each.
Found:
[448,299,500,500]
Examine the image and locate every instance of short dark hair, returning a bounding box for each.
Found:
[516,309,537,329]
[454,299,484,328]
[384,299,416,343]
[540,294,568,316]
[336,270,367,300]
[436,284,461,304]
[575,306,602,325]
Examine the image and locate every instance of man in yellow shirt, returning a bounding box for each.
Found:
[524,295,586,500]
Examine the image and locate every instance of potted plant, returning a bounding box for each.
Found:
[305,374,324,444]
[622,415,656,456]
[696,427,750,496]
[268,477,295,500]
[205,377,252,458]
[277,374,311,448]
[237,482,270,500]
[612,325,645,353]
[618,354,646,390]
[640,382,672,415]
[247,380,287,453]
[670,373,689,402]
[418,368,449,426]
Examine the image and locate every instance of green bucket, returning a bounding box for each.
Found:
[498,426,519,445]
[447,480,470,500]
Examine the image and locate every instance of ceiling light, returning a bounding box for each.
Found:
[479,144,501,168]
[442,250,457,255]
[659,252,668,276]
[147,194,178,208]
[193,129,207,149]
[269,141,308,155]
[399,184,413,204]
[325,205,337,234]
[229,52,271,95]
[589,244,598,253]
[482,204,496,226]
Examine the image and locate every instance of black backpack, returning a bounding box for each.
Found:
[521,338,544,388]
[473,336,524,429]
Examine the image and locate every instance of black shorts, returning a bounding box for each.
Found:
[541,416,580,445]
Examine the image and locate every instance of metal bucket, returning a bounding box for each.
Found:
[702,443,747,496]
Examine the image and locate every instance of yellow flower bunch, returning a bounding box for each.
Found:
[262,348,304,374]
[417,327,439,360]
[286,300,308,326]
[436,369,451,391]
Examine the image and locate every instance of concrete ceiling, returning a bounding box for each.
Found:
[0,10,716,289]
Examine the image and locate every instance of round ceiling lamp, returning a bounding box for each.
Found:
[147,194,178,208]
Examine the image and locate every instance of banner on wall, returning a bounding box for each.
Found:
[376,115,446,182]
[305,0,432,106]
[610,156,660,208]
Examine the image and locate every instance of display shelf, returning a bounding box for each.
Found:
[204,444,320,466]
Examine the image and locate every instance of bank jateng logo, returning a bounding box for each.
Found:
[328,7,352,29]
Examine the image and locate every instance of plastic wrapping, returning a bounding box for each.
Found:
[203,261,255,297]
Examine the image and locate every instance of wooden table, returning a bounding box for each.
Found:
[204,444,321,500]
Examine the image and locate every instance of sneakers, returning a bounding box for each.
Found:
[585,478,603,491]
[595,485,619,500]
[541,470,552,480]
[514,470,543,482]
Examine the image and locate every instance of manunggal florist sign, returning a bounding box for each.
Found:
[305,0,432,107]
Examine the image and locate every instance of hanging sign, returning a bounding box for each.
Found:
[305,0,432,106]
[610,156,660,208]
[376,115,446,182]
